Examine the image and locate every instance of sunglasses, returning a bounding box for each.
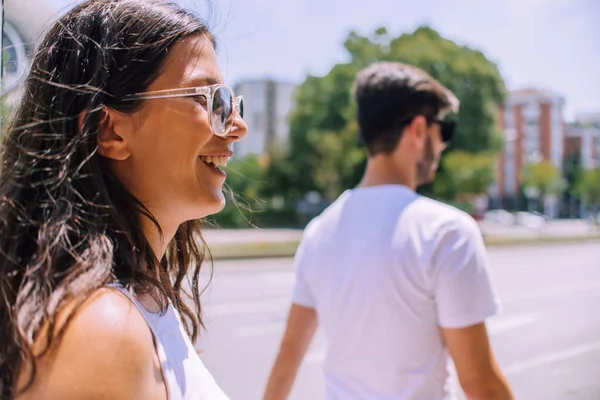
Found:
[122,84,244,137]
[432,119,457,144]
[395,115,457,144]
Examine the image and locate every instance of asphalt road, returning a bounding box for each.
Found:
[196,241,600,400]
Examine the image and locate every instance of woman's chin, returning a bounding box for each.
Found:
[194,189,226,219]
[212,194,226,214]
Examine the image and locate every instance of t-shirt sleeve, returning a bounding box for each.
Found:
[290,240,316,309]
[432,215,501,329]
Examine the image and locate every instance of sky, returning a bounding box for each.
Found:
[47,0,600,120]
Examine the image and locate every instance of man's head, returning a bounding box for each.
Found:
[354,62,459,186]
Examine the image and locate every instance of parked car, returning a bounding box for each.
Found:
[483,210,516,226]
[515,211,548,230]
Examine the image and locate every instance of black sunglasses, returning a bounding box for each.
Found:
[432,119,457,144]
[394,115,457,144]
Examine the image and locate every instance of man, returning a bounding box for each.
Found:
[263,62,513,400]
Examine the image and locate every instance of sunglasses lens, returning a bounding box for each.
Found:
[211,87,233,135]
[441,121,455,143]
[238,97,244,119]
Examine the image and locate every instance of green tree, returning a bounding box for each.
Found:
[563,153,585,194]
[270,25,506,203]
[435,151,497,200]
[282,64,363,201]
[208,155,266,228]
[346,26,506,153]
[0,100,7,137]
[575,167,600,227]
[562,153,585,217]
[522,160,565,197]
[1,92,12,137]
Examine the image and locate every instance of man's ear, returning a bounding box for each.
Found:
[405,115,428,150]
[86,107,133,161]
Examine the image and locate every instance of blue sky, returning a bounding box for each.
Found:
[48,0,599,120]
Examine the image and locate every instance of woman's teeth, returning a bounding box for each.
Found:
[199,155,229,167]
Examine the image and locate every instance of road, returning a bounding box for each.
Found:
[196,241,600,400]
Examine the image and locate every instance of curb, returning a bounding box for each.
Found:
[209,235,600,261]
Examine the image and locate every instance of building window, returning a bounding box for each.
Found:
[524,138,539,159]
[525,124,539,139]
[523,102,539,126]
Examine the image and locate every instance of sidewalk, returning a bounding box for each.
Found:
[203,228,303,246]
[204,220,600,260]
[479,219,598,239]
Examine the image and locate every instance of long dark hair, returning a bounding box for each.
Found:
[0,0,216,396]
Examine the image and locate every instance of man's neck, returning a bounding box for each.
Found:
[357,156,416,190]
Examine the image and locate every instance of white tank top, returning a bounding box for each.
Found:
[111,285,230,400]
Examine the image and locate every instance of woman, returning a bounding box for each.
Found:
[0,0,247,399]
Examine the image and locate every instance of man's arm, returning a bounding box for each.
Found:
[441,323,513,400]
[263,304,317,400]
[432,215,513,399]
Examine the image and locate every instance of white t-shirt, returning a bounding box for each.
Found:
[292,185,501,400]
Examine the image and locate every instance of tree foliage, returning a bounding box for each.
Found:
[269,26,506,202]
[563,153,585,195]
[435,151,497,200]
[574,167,600,227]
[575,167,600,206]
[208,155,266,228]
[522,160,566,196]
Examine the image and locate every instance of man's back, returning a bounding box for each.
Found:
[263,62,512,400]
[292,185,501,399]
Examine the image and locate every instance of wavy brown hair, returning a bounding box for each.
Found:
[0,0,216,397]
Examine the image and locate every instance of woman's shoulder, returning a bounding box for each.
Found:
[15,287,165,400]
[58,287,154,350]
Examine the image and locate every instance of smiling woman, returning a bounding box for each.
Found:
[0,1,246,399]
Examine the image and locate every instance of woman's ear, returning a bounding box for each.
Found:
[89,108,133,161]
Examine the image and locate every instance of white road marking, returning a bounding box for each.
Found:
[504,341,600,375]
[233,322,285,338]
[257,272,295,285]
[301,313,543,366]
[205,297,290,317]
[487,313,543,335]
[502,282,600,304]
[231,312,542,339]
[205,279,600,318]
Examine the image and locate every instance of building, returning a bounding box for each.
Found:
[496,88,566,210]
[232,79,297,157]
[565,113,600,170]
[565,124,600,170]
[562,114,600,218]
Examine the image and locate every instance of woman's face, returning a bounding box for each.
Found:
[102,34,247,228]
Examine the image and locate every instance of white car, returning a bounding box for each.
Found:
[483,210,516,226]
[515,212,547,230]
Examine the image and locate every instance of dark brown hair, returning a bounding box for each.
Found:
[0,0,216,396]
[354,61,459,155]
